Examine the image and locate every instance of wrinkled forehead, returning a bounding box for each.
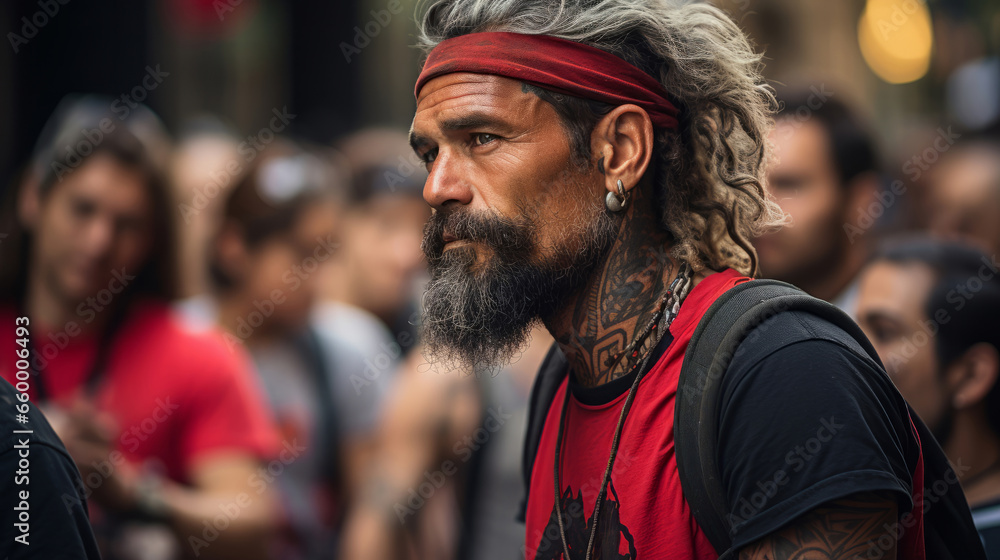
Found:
[416,72,517,105]
[412,73,543,135]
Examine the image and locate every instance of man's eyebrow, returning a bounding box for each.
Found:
[438,113,514,133]
[409,130,430,153]
[860,308,900,325]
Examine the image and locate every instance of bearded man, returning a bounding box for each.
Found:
[409,1,982,559]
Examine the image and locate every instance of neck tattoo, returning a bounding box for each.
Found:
[554,262,694,560]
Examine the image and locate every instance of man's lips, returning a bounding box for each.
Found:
[444,239,471,249]
[442,230,474,247]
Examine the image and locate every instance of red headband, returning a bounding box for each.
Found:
[415,32,680,130]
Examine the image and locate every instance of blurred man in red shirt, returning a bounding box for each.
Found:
[0,99,281,560]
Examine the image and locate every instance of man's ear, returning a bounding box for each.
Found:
[948,342,1000,410]
[843,171,880,228]
[591,104,654,198]
[17,174,42,232]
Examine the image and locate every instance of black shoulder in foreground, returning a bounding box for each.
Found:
[0,377,101,560]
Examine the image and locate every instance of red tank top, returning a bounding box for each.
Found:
[523,269,926,559]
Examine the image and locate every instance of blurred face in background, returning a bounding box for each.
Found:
[926,146,1000,256]
[341,194,429,320]
[756,118,847,284]
[29,153,154,308]
[235,200,340,332]
[855,260,949,436]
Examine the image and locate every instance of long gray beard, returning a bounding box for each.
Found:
[419,204,617,375]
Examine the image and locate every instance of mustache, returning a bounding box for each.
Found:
[422,208,534,262]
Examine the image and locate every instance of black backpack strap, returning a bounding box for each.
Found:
[675,279,875,557]
[908,409,987,560]
[516,342,569,523]
[292,327,342,489]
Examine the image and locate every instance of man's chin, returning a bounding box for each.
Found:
[435,243,495,277]
[421,263,541,375]
[421,323,535,376]
[62,279,104,306]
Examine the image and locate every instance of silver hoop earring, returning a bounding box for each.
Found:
[605,179,629,212]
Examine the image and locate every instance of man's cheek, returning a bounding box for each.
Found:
[786,200,827,244]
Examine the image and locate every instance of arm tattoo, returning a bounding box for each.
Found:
[738,493,898,560]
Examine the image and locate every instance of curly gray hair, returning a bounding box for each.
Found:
[415,0,783,276]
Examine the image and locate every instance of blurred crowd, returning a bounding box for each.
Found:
[1,20,1000,560]
[0,94,551,560]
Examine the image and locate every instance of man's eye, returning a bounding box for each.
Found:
[871,324,899,344]
[472,133,499,146]
[771,182,802,196]
[421,149,438,164]
[70,198,96,219]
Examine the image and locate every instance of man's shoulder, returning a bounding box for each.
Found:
[0,378,102,558]
[0,376,74,464]
[716,305,898,426]
[727,306,878,375]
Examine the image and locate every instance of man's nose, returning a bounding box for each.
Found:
[80,214,115,258]
[423,150,473,208]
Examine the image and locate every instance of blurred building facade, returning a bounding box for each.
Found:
[3,0,998,197]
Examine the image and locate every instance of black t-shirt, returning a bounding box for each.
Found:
[523,309,924,548]
[717,310,920,549]
[0,377,100,559]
